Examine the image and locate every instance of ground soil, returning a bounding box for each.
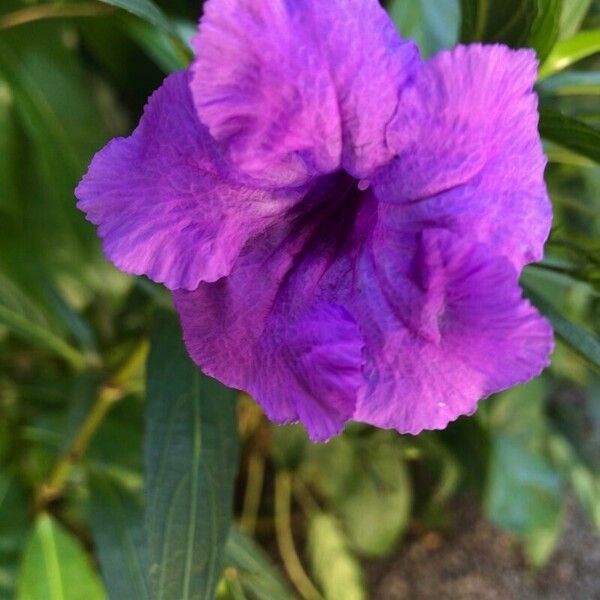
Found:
[370,500,600,599]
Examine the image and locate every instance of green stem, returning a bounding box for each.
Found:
[240,454,265,536]
[274,471,323,600]
[0,2,114,29]
[35,340,149,508]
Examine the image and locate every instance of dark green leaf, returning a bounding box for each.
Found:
[17,514,106,600]
[0,21,110,276]
[460,0,539,47]
[524,285,600,369]
[88,470,149,600]
[119,15,189,73]
[0,274,87,370]
[0,472,28,600]
[224,530,293,600]
[529,0,562,61]
[539,109,600,164]
[145,312,239,600]
[539,28,600,79]
[97,0,175,34]
[307,513,365,600]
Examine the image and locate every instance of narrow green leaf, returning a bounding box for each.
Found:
[145,312,239,600]
[119,15,189,73]
[0,21,110,274]
[0,472,28,600]
[539,109,600,164]
[524,285,600,369]
[539,71,600,96]
[0,274,87,370]
[459,0,481,42]
[460,0,539,47]
[88,470,150,600]
[539,28,600,79]
[529,0,562,61]
[224,529,293,600]
[559,0,592,39]
[307,513,365,600]
[96,0,174,34]
[17,514,106,600]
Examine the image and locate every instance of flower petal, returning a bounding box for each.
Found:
[353,229,554,434]
[174,172,369,441]
[375,44,551,269]
[191,0,419,186]
[76,70,301,291]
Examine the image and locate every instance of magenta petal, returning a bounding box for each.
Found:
[191,0,419,185]
[354,229,553,434]
[76,70,301,291]
[375,44,551,270]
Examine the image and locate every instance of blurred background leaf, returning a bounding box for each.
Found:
[17,513,106,600]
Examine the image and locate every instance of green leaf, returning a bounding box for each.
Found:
[539,71,600,95]
[485,436,564,566]
[460,0,539,47]
[559,0,592,39]
[524,285,600,369]
[96,0,175,34]
[0,274,87,370]
[548,434,600,531]
[88,470,150,600]
[118,15,189,73]
[529,0,562,61]
[307,513,365,600]
[539,109,600,164]
[0,472,28,600]
[17,514,106,600]
[539,29,600,79]
[488,378,549,447]
[145,312,239,600]
[304,433,411,557]
[0,21,110,276]
[388,0,459,57]
[224,529,293,600]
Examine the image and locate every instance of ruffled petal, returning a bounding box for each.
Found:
[174,172,370,441]
[374,44,551,270]
[353,229,553,434]
[191,0,419,186]
[76,70,301,291]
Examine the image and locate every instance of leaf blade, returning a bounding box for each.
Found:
[17,514,105,600]
[88,471,150,600]
[539,28,600,79]
[525,285,600,369]
[539,109,600,164]
[144,313,239,600]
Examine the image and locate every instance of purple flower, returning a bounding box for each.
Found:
[76,0,553,441]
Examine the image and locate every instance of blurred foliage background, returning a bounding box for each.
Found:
[0,0,599,599]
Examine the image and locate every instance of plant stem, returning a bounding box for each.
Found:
[35,339,149,508]
[0,2,114,30]
[274,471,323,600]
[239,453,265,536]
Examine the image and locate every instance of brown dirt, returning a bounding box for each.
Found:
[370,501,600,600]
